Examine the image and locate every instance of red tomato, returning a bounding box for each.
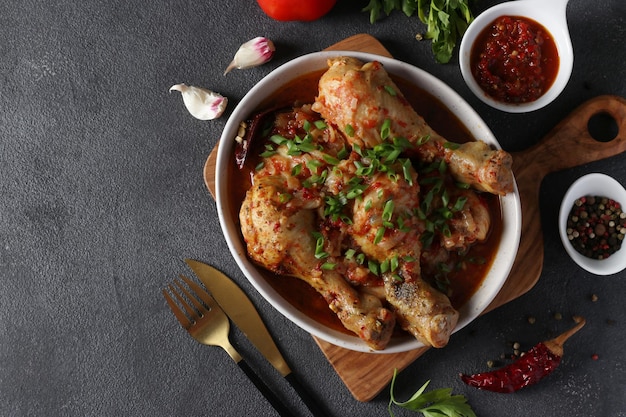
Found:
[256,0,337,21]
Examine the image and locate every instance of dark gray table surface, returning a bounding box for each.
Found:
[2,0,625,416]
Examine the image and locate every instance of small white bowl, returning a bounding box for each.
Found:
[216,51,522,353]
[559,173,626,275]
[459,0,573,113]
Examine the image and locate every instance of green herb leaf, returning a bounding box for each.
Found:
[365,0,474,64]
[388,369,476,417]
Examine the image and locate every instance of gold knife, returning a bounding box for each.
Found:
[185,258,329,417]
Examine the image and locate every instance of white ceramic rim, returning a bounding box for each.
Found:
[558,173,626,275]
[216,51,522,353]
[459,0,573,113]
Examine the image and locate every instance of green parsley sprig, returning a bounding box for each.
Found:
[389,369,476,417]
[363,0,474,64]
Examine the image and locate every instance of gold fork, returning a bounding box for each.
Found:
[163,275,296,417]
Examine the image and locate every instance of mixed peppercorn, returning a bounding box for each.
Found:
[566,195,626,259]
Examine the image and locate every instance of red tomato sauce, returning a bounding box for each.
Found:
[470,16,559,104]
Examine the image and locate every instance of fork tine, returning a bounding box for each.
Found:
[179,274,219,312]
[168,283,199,320]
[162,288,193,328]
[174,277,210,316]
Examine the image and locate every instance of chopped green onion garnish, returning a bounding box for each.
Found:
[270,134,287,145]
[291,164,302,176]
[390,255,399,272]
[384,85,397,96]
[314,120,327,130]
[453,196,468,211]
[307,159,322,171]
[303,120,311,132]
[322,153,341,165]
[380,259,390,274]
[401,159,413,185]
[380,119,391,140]
[374,227,385,244]
[312,232,329,259]
[438,159,447,174]
[368,260,380,276]
[382,200,394,222]
[441,188,450,207]
[321,262,336,270]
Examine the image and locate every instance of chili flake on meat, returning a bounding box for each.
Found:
[470,16,559,104]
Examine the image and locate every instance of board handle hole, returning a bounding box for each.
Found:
[587,112,619,142]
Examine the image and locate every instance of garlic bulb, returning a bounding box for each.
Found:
[224,37,275,75]
[169,84,227,120]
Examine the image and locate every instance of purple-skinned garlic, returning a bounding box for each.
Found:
[169,84,227,120]
[224,37,275,75]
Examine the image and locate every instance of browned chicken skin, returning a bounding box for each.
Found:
[240,160,396,350]
[349,166,459,347]
[312,57,514,195]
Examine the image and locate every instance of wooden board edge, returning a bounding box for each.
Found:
[313,337,428,402]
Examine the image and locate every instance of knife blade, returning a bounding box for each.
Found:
[185,258,290,376]
[185,258,329,417]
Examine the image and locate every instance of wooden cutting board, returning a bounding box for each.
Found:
[203,34,626,402]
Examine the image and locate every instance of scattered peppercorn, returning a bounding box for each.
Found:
[566,195,625,259]
[591,353,599,361]
[590,294,599,302]
[527,316,536,324]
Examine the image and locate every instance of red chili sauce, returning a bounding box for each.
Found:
[470,16,559,104]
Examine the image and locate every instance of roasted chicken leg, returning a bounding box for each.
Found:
[240,170,396,350]
[349,163,459,347]
[312,57,514,195]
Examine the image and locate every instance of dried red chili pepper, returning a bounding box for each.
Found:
[460,318,586,393]
[235,106,285,170]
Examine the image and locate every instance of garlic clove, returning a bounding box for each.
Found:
[169,84,228,120]
[224,37,275,75]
